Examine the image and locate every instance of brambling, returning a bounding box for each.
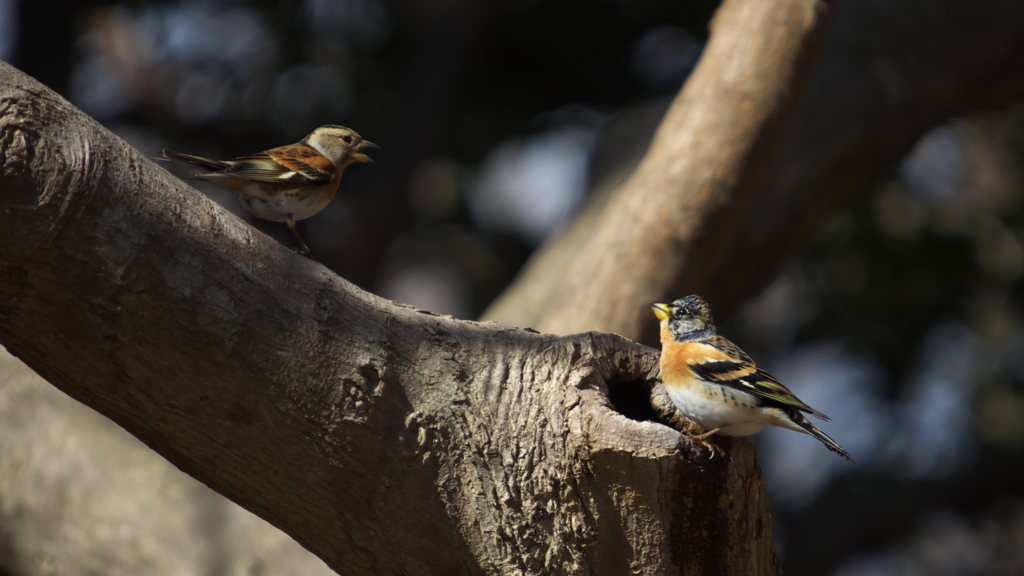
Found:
[650,295,853,461]
[161,125,377,258]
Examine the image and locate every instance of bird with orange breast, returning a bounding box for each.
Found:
[651,295,852,461]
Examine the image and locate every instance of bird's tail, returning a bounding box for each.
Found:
[792,412,854,462]
[159,149,229,172]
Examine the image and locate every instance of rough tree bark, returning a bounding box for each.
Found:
[482,0,1024,335]
[0,57,779,576]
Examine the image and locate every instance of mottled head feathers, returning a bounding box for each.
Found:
[650,294,717,342]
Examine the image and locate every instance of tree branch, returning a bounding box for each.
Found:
[0,60,777,575]
[701,0,1024,319]
[483,0,1024,334]
[526,0,833,338]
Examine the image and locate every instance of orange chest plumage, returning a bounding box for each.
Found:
[658,327,742,385]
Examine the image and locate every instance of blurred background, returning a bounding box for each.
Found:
[2,0,1024,574]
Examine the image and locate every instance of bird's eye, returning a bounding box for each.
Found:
[342,135,353,143]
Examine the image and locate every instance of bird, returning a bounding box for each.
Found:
[650,295,853,461]
[160,125,377,258]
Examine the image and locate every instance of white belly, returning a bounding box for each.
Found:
[665,381,767,437]
[236,186,333,222]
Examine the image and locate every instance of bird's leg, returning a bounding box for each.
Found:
[286,215,316,260]
[697,427,721,440]
[690,427,722,459]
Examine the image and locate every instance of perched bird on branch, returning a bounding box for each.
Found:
[650,295,853,461]
[161,125,377,259]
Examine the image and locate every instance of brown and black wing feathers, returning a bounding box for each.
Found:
[689,336,830,421]
[163,144,335,186]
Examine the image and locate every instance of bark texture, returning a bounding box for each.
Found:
[0,60,778,575]
[482,0,1024,335]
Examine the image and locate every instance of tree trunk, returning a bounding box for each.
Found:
[0,55,778,576]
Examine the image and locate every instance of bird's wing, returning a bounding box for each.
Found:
[212,144,335,186]
[687,336,830,421]
[160,149,231,172]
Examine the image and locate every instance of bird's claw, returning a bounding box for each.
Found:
[292,247,318,261]
[688,427,722,459]
[696,436,720,459]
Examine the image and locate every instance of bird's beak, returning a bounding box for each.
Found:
[352,141,379,163]
[650,303,671,320]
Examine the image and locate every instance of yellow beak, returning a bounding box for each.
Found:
[650,302,670,320]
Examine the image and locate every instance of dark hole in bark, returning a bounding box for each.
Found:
[607,378,661,423]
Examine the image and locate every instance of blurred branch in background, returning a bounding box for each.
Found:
[533,0,834,339]
[701,0,1024,322]
[483,0,1024,341]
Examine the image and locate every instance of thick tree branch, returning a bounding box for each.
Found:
[537,0,833,337]
[483,0,1024,334]
[0,61,778,575]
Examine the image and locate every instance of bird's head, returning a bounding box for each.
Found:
[303,125,378,167]
[649,294,717,342]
